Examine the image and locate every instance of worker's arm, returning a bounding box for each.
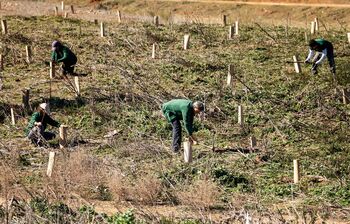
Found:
[51,51,57,62]
[27,112,40,130]
[46,115,60,128]
[182,108,194,136]
[315,48,327,65]
[57,48,69,63]
[304,49,315,62]
[163,110,172,123]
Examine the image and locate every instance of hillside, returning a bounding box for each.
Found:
[0,11,350,223]
[2,0,350,29]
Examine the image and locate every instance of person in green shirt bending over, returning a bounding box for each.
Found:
[304,38,335,77]
[162,99,204,153]
[51,40,77,75]
[25,103,60,146]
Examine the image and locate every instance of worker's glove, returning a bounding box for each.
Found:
[35,122,42,127]
[189,136,198,145]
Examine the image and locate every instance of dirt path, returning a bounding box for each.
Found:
[157,0,350,8]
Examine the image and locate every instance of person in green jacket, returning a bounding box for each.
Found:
[51,40,77,75]
[26,103,60,146]
[304,38,335,76]
[162,99,204,153]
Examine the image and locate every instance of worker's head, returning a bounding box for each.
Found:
[52,40,62,51]
[309,39,320,51]
[193,101,204,114]
[38,103,50,115]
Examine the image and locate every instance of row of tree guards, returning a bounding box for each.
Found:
[54,1,75,18]
[1,3,349,180]
[46,125,68,177]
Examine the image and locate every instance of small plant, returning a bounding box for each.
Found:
[108,210,136,224]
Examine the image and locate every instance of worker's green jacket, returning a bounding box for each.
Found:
[25,112,60,136]
[314,39,332,51]
[162,99,194,135]
[51,46,77,64]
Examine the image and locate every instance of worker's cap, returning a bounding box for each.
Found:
[193,101,205,112]
[51,40,61,51]
[39,103,50,114]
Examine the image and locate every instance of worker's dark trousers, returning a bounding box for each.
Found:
[313,45,336,75]
[62,63,75,75]
[27,126,56,146]
[171,119,182,152]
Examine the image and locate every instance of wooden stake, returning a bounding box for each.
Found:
[153,16,159,27]
[1,19,7,35]
[117,10,121,23]
[61,1,65,11]
[293,159,300,184]
[0,54,3,71]
[250,136,257,148]
[54,6,58,16]
[70,5,75,14]
[25,45,31,63]
[234,21,239,35]
[59,125,68,148]
[314,17,319,31]
[347,33,350,44]
[342,88,349,104]
[10,108,15,125]
[293,55,301,73]
[184,141,192,163]
[152,43,156,59]
[74,76,80,96]
[227,64,233,87]
[304,32,308,44]
[285,16,289,37]
[47,152,55,177]
[22,88,31,114]
[183,34,190,50]
[222,14,227,26]
[238,105,243,126]
[310,21,316,34]
[50,61,55,79]
[100,22,105,37]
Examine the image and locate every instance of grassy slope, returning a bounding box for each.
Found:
[0,15,350,222]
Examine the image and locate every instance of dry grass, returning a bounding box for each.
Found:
[177,179,221,209]
[51,150,110,199]
[107,171,129,202]
[131,174,163,205]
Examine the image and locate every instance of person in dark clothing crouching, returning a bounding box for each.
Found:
[51,40,77,76]
[304,38,336,78]
[25,103,60,146]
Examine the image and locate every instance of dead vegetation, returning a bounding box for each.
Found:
[0,10,349,223]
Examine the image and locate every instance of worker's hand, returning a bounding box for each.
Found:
[304,60,310,64]
[189,135,198,145]
[35,122,42,127]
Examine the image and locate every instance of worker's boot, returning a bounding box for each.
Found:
[311,63,318,75]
